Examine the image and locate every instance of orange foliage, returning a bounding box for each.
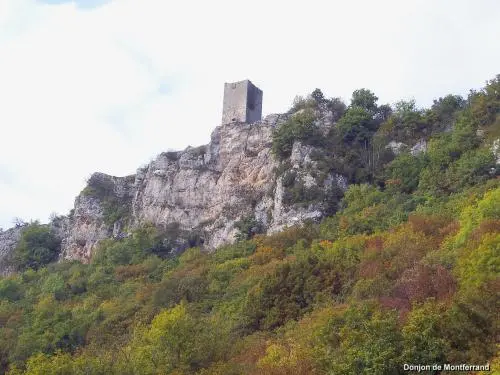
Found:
[253,225,317,252]
[358,259,383,279]
[171,257,209,279]
[439,220,460,238]
[318,240,333,249]
[339,216,349,232]
[231,258,290,289]
[382,224,435,280]
[365,235,384,253]
[250,246,285,265]
[392,264,456,305]
[381,263,457,321]
[230,333,269,369]
[469,219,500,244]
[408,214,455,245]
[135,284,156,303]
[386,178,402,186]
[357,235,385,278]
[114,264,148,281]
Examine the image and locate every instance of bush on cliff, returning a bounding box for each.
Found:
[13,222,61,271]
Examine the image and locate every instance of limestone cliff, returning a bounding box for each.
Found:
[57,112,346,262]
[0,226,23,276]
[0,110,350,268]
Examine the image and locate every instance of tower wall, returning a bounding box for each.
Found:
[246,82,263,124]
[222,80,262,124]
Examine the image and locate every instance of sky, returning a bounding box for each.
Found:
[0,0,499,229]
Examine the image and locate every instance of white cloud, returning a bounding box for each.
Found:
[0,0,499,228]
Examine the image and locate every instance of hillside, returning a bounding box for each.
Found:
[0,76,498,374]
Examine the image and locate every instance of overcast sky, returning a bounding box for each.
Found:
[0,0,499,229]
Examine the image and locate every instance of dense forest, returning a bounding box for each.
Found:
[0,76,499,374]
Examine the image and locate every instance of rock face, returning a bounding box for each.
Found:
[492,139,500,165]
[0,111,351,267]
[0,107,451,268]
[56,113,347,262]
[59,173,135,260]
[411,139,427,156]
[386,141,408,155]
[0,226,24,276]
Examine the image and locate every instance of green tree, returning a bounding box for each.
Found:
[402,302,448,366]
[13,223,61,271]
[130,303,211,374]
[328,97,347,121]
[311,88,326,105]
[319,304,403,375]
[427,94,465,130]
[387,152,428,193]
[351,89,379,113]
[0,279,23,302]
[272,109,321,159]
[469,74,500,127]
[336,107,376,145]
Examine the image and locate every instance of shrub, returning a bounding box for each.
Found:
[13,222,61,271]
[234,216,264,241]
[336,106,375,145]
[271,109,321,160]
[386,152,428,193]
[0,278,23,301]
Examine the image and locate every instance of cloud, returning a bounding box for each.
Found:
[36,0,112,10]
[0,0,499,228]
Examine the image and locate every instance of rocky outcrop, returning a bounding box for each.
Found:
[492,139,500,165]
[386,141,408,155]
[55,113,347,262]
[59,173,135,260]
[0,226,24,276]
[411,139,427,156]
[0,218,72,275]
[0,106,446,268]
[0,110,349,267]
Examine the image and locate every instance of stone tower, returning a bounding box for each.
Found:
[222,80,263,124]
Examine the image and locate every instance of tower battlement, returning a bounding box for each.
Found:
[221,80,263,124]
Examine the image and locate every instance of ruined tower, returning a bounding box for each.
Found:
[221,80,263,124]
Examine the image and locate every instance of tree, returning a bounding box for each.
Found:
[351,89,379,113]
[374,104,392,123]
[469,74,500,127]
[336,107,376,145]
[402,302,448,365]
[130,303,212,374]
[272,109,320,159]
[328,97,347,122]
[319,304,403,375]
[387,152,428,193]
[0,278,23,301]
[428,94,466,129]
[13,222,61,271]
[393,99,426,139]
[311,88,326,105]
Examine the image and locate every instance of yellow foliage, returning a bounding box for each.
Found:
[456,233,500,289]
